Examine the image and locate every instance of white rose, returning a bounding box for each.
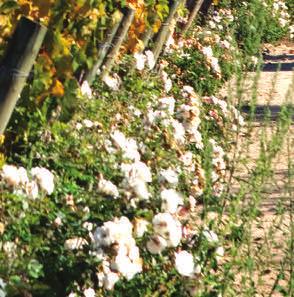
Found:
[81,81,93,99]
[103,272,120,290]
[131,179,150,200]
[31,167,54,195]
[103,74,121,91]
[1,165,20,187]
[174,251,201,277]
[98,178,119,198]
[83,288,95,297]
[25,181,39,199]
[64,237,87,250]
[134,52,146,71]
[146,235,167,254]
[145,50,155,69]
[134,218,149,237]
[159,169,179,185]
[203,229,219,244]
[18,167,29,185]
[160,189,183,214]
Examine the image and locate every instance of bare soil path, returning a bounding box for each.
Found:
[222,41,294,296]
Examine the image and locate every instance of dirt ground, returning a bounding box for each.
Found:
[221,41,294,296]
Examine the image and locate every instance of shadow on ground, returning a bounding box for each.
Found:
[262,54,294,71]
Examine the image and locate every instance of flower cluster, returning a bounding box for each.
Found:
[147,213,182,254]
[92,216,143,290]
[1,164,54,198]
[271,0,290,28]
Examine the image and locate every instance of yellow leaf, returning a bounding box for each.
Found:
[32,0,53,18]
[153,18,162,33]
[134,39,144,53]
[51,79,64,97]
[112,10,123,24]
[0,134,5,145]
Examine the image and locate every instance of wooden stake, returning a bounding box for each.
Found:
[84,11,123,85]
[0,17,47,134]
[100,7,135,80]
[183,0,205,34]
[141,26,154,50]
[152,0,183,64]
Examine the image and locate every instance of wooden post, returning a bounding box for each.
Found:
[140,14,160,51]
[84,11,123,85]
[199,0,213,15]
[152,0,183,64]
[100,7,135,80]
[141,26,154,50]
[0,17,47,134]
[182,0,205,34]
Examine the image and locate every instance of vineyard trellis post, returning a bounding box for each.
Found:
[183,0,205,33]
[100,7,135,80]
[84,11,123,85]
[151,0,183,64]
[0,17,47,134]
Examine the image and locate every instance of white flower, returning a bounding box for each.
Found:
[203,229,219,244]
[103,272,120,290]
[31,167,54,195]
[3,241,17,258]
[152,213,182,247]
[189,195,196,210]
[210,57,221,73]
[145,50,155,69]
[180,152,193,167]
[122,141,140,160]
[64,237,88,250]
[215,246,224,261]
[159,168,178,185]
[160,189,183,214]
[54,216,62,227]
[18,167,29,185]
[146,235,167,254]
[131,179,150,200]
[111,131,141,161]
[83,288,95,297]
[182,85,195,96]
[75,122,83,130]
[171,120,186,144]
[1,165,20,186]
[167,222,183,247]
[121,161,152,183]
[93,217,133,248]
[81,81,93,98]
[161,71,172,93]
[83,222,94,231]
[208,20,216,29]
[111,130,127,149]
[158,97,175,115]
[98,177,119,198]
[82,119,94,128]
[189,128,203,149]
[111,254,142,280]
[103,74,121,91]
[25,181,39,199]
[134,52,146,70]
[175,250,199,277]
[220,40,230,49]
[134,218,149,237]
[202,46,213,58]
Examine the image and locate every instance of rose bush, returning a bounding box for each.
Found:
[0,1,292,296]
